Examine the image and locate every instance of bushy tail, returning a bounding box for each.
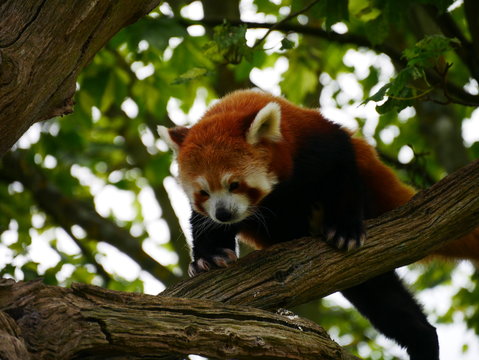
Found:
[352,137,479,262]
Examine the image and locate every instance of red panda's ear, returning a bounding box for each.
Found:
[157,125,189,153]
[246,102,282,145]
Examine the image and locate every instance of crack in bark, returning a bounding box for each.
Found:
[84,317,113,344]
[0,0,48,48]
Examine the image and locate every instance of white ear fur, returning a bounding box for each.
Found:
[157,125,180,153]
[246,102,282,144]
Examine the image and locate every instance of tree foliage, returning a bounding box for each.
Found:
[1,0,479,359]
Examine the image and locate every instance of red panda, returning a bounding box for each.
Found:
[159,89,479,360]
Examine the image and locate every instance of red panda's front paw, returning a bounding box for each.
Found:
[325,226,366,251]
[188,248,238,277]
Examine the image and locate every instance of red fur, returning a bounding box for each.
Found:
[177,89,479,261]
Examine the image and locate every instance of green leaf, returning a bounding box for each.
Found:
[204,22,251,64]
[362,83,390,104]
[253,0,281,14]
[280,37,295,50]
[403,35,459,67]
[21,261,40,281]
[349,0,381,21]
[171,67,212,85]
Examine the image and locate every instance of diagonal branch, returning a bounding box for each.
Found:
[163,159,479,309]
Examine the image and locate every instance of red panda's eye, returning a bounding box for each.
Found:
[229,182,240,192]
[199,190,209,197]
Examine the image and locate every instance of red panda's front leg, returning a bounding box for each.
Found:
[188,211,238,277]
[322,174,366,251]
[300,129,366,251]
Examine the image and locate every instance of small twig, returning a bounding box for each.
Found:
[252,0,323,48]
[388,87,435,101]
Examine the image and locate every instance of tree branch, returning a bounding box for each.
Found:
[163,159,479,309]
[0,159,477,359]
[0,0,162,156]
[0,311,30,360]
[0,279,359,360]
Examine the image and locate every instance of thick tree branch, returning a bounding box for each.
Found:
[0,0,162,155]
[163,159,479,309]
[0,311,30,360]
[0,279,359,360]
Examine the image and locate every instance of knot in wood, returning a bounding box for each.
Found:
[0,52,17,86]
[273,265,299,283]
[185,325,197,337]
[255,336,265,346]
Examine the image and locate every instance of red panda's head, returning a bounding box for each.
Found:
[159,100,291,224]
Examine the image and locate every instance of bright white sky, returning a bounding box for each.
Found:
[1,0,479,359]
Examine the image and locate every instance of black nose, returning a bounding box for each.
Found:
[215,207,233,222]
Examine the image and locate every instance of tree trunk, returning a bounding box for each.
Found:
[1,159,478,360]
[0,0,161,156]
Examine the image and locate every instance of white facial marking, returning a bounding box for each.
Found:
[184,165,277,224]
[206,191,250,224]
[245,168,277,195]
[196,176,210,192]
[221,173,233,187]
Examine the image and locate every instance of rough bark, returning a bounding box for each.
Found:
[0,160,478,360]
[0,279,358,360]
[0,0,162,156]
